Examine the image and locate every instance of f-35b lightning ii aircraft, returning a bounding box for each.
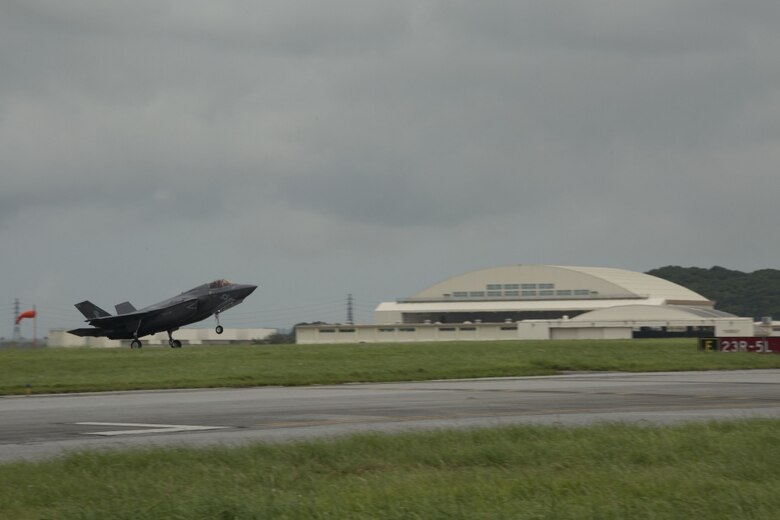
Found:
[68,279,257,348]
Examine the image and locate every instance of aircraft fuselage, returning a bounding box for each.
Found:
[69,280,257,345]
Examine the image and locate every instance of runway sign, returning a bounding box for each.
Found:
[699,337,780,354]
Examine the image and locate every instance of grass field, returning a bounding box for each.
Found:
[2,339,780,395]
[2,420,779,519]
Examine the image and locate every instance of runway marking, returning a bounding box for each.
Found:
[76,422,229,436]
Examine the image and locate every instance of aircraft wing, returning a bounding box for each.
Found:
[83,298,199,328]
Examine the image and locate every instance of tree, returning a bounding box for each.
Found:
[647,266,780,319]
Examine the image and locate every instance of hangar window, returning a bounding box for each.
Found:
[504,290,519,296]
[379,328,395,332]
[574,290,591,295]
[504,284,519,290]
[399,327,416,332]
[539,290,554,296]
[556,290,572,296]
[339,328,355,333]
[453,292,468,298]
[539,283,554,289]
[521,284,537,289]
[460,327,477,331]
[469,291,485,297]
[320,329,336,333]
[500,326,516,331]
[522,290,537,296]
[487,291,502,297]
[486,284,502,290]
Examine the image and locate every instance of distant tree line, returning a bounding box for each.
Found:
[253,322,329,345]
[647,266,780,320]
[254,332,294,344]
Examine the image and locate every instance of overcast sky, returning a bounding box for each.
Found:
[2,1,779,340]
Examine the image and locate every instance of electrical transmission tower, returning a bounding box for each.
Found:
[346,294,354,325]
[12,298,21,341]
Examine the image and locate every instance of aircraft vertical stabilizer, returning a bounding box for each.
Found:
[115,302,137,315]
[75,301,111,320]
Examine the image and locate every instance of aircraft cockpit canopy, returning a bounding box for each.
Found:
[209,279,232,289]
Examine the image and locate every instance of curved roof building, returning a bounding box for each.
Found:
[375,265,716,324]
[295,264,752,344]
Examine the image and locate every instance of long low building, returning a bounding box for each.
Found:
[297,264,755,343]
[48,328,277,347]
[295,316,754,344]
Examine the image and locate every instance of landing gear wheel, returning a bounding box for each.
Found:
[131,339,142,349]
[215,325,224,335]
[166,330,182,349]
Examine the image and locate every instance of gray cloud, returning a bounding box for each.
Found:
[1,1,779,338]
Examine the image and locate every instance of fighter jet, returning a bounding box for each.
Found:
[68,279,257,348]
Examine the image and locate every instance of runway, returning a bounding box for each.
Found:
[2,369,780,463]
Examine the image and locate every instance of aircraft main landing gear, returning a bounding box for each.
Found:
[167,330,182,348]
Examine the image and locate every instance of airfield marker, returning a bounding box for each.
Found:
[76,422,229,436]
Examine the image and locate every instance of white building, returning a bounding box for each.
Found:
[375,265,716,323]
[296,265,754,343]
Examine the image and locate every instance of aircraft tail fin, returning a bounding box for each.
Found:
[75,301,111,320]
[115,302,137,315]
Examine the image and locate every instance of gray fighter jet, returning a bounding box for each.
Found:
[68,279,257,348]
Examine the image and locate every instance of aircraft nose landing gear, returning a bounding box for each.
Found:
[131,320,143,349]
[215,311,224,334]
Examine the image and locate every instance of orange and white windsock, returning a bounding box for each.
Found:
[15,309,36,324]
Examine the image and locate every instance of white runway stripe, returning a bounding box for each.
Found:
[76,422,229,436]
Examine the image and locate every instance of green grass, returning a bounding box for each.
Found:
[2,339,780,395]
[2,420,779,519]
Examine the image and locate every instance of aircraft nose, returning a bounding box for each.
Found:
[235,284,257,299]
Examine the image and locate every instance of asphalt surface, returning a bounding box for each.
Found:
[2,369,780,463]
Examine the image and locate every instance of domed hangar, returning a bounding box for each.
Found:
[295,265,754,344]
[374,265,715,325]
